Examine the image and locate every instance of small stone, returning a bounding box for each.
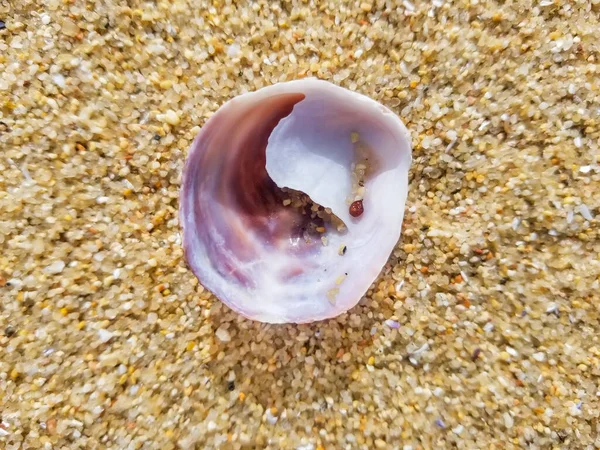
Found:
[349,200,364,217]
[97,329,114,343]
[500,351,511,361]
[61,18,79,36]
[44,260,65,274]
[215,327,231,342]
[532,352,545,362]
[159,109,180,126]
[452,425,464,435]
[52,73,66,88]
[46,418,57,435]
[265,408,278,425]
[227,44,240,58]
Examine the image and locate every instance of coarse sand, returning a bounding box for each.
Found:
[1,0,599,449]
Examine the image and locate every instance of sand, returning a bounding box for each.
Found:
[1,0,599,448]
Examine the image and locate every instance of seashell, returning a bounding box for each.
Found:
[180,79,411,323]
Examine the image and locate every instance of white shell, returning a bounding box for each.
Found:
[180,79,412,323]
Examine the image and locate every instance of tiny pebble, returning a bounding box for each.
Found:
[44,260,65,274]
[97,329,113,343]
[158,109,181,126]
[452,425,464,435]
[532,352,545,362]
[506,346,518,357]
[215,327,231,343]
[349,200,364,217]
[384,319,400,329]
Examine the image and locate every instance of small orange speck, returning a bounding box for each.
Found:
[420,266,429,274]
[336,348,345,359]
[186,341,195,351]
[454,274,463,284]
[410,80,418,89]
[46,418,57,434]
[238,392,246,401]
